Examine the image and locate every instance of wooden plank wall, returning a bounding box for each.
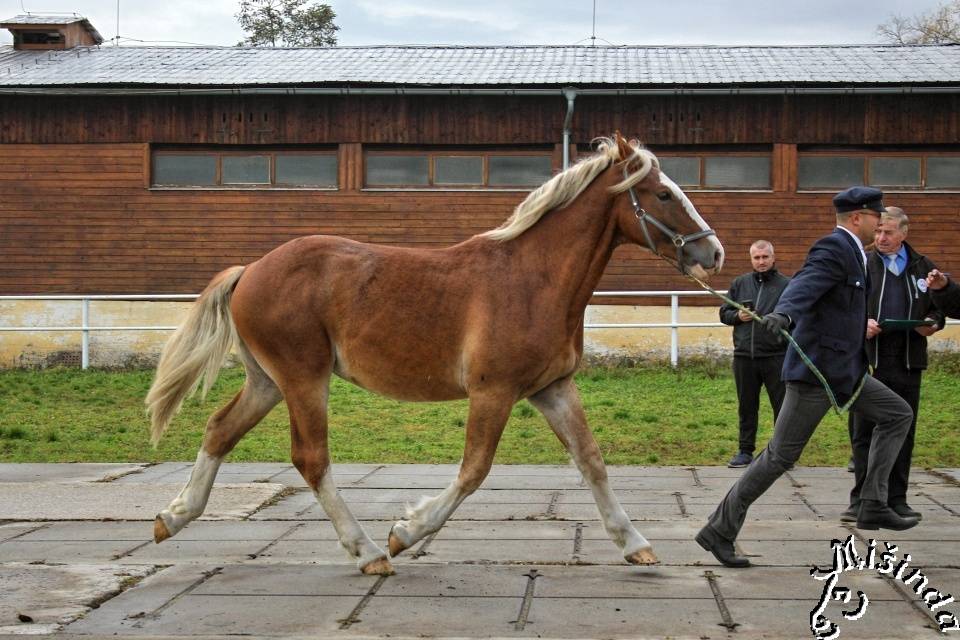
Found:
[2,93,958,145]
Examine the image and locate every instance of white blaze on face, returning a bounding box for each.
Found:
[660,173,724,272]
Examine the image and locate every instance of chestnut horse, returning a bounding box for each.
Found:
[146,134,724,576]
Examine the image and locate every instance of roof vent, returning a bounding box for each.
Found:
[1,14,104,50]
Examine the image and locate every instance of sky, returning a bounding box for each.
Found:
[0,0,944,47]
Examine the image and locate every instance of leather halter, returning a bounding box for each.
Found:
[624,166,717,273]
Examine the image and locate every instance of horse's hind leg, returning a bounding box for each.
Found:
[155,346,282,542]
[388,393,512,557]
[529,376,658,565]
[284,379,394,576]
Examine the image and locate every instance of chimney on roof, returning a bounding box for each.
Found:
[1,14,104,50]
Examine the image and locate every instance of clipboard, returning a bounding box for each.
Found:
[878,318,937,331]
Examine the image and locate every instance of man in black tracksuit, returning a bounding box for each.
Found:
[719,240,791,468]
[844,207,945,522]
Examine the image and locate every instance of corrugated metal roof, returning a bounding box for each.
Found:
[0,43,958,88]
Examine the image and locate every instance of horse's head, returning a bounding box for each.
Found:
[609,135,724,280]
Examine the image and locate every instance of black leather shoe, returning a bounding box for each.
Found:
[695,527,750,568]
[890,503,923,521]
[840,503,859,523]
[856,499,919,531]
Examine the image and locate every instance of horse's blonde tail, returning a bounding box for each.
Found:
[146,266,245,446]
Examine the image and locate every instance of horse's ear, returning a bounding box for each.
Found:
[614,132,633,162]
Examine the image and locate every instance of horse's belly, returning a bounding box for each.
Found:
[332,353,465,402]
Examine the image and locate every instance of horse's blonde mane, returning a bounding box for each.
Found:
[482,137,660,242]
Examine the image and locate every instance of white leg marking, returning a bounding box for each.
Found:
[157,449,221,537]
[391,482,468,552]
[314,472,387,569]
[533,385,651,559]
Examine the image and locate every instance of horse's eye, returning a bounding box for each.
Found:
[657,191,671,202]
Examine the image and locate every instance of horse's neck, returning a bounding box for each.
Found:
[511,175,619,318]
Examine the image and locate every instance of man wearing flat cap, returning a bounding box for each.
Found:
[696,186,916,569]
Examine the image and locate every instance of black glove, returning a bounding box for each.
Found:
[759,312,790,334]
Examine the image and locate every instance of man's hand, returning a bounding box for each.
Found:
[927,269,949,291]
[759,312,790,334]
[915,318,941,337]
[866,318,881,339]
[737,309,753,322]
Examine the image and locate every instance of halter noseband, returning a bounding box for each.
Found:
[624,166,717,273]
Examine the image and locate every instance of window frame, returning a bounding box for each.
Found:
[150,146,339,190]
[797,150,960,192]
[362,148,556,191]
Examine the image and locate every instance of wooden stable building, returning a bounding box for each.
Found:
[2,15,960,297]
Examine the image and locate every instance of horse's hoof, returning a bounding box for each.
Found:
[153,516,172,543]
[625,548,659,565]
[361,556,395,576]
[388,531,407,557]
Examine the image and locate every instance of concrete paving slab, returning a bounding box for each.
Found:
[247,540,363,564]
[15,521,150,541]
[556,502,681,520]
[407,539,576,564]
[0,482,285,520]
[191,563,378,595]
[349,595,526,638]
[0,539,145,563]
[0,463,146,483]
[0,562,154,635]
[710,565,906,600]
[523,597,725,639]
[725,599,942,638]
[0,521,43,542]
[123,539,278,564]
[531,565,714,599]
[376,564,530,597]
[576,538,722,567]
[110,462,192,483]
[64,564,225,635]
[681,502,821,522]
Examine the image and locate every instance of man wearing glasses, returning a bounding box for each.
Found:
[695,186,917,569]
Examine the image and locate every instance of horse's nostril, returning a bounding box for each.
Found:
[714,250,724,267]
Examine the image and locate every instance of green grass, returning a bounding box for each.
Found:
[0,360,958,467]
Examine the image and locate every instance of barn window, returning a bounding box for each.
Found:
[927,157,960,189]
[658,157,700,187]
[151,148,338,188]
[704,157,770,189]
[797,156,862,188]
[364,150,554,189]
[649,152,771,190]
[798,152,960,190]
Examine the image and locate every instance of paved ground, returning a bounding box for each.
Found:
[1,462,959,639]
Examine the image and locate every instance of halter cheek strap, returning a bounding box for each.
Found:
[625,168,717,273]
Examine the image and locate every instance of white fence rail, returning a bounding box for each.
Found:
[3,292,956,369]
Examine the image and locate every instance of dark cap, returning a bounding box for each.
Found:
[833,186,886,214]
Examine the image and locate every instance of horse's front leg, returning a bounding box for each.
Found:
[529,376,658,565]
[388,392,513,557]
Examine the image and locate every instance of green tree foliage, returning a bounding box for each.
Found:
[877,0,960,44]
[237,0,339,47]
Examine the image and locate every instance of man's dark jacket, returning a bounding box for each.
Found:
[932,279,960,319]
[865,241,945,370]
[720,268,790,358]
[774,228,869,401]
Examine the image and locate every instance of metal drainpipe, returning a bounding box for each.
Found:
[562,88,577,170]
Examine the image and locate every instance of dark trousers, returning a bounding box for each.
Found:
[732,355,786,455]
[849,360,922,507]
[705,376,912,543]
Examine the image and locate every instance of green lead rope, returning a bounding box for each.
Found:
[687,274,867,416]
